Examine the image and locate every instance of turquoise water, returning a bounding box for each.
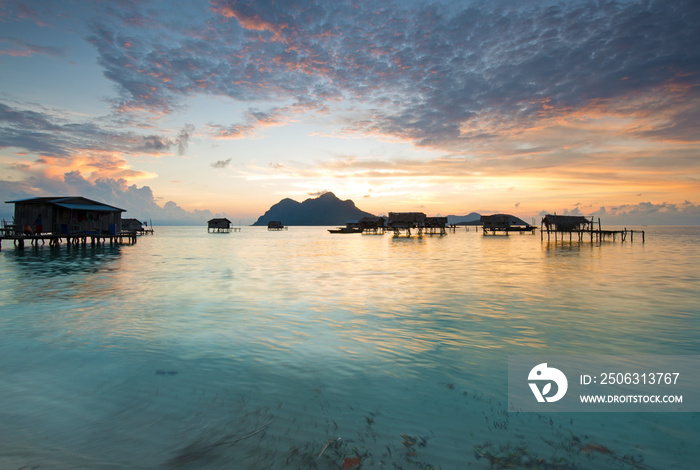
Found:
[1,226,698,469]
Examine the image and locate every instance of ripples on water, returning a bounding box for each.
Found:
[1,226,698,469]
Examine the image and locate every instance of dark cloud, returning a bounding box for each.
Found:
[0,36,64,57]
[0,102,189,158]
[612,201,700,224]
[211,158,232,169]
[0,103,69,156]
[85,0,700,148]
[177,124,194,155]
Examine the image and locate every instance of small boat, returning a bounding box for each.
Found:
[328,226,362,234]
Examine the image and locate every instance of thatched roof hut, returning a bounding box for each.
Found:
[542,214,591,231]
[358,216,385,230]
[481,214,531,229]
[388,212,426,228]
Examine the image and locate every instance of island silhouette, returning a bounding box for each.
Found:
[251,192,482,227]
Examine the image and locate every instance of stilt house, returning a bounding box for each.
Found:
[122,218,145,233]
[6,196,125,235]
[481,214,536,234]
[208,218,232,232]
[267,221,285,230]
[387,212,426,229]
[358,216,385,232]
[541,214,592,231]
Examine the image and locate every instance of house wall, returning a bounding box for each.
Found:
[14,203,122,234]
[13,203,54,233]
[64,209,121,234]
[123,220,143,231]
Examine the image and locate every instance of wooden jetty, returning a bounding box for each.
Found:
[142,221,155,235]
[0,232,137,250]
[541,214,644,243]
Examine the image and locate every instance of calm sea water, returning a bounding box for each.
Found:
[1,225,698,469]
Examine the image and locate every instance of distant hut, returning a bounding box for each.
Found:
[481,214,535,234]
[267,221,286,230]
[387,212,426,235]
[122,218,144,233]
[424,216,448,234]
[6,196,125,235]
[541,214,592,232]
[388,212,426,228]
[358,216,385,233]
[541,214,643,242]
[208,218,232,233]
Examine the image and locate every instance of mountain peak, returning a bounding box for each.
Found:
[252,193,374,226]
[305,191,337,202]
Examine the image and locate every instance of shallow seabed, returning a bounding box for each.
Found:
[1,225,698,469]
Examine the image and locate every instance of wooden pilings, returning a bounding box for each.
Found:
[482,226,537,235]
[0,232,138,250]
[389,225,448,236]
[540,227,645,243]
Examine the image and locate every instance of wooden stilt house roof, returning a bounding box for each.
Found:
[6,196,125,213]
[207,218,232,227]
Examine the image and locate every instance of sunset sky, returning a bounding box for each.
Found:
[1,0,699,224]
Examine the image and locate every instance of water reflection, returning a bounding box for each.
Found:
[0,226,698,469]
[3,243,124,278]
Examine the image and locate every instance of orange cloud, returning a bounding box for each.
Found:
[30,151,158,183]
[211,4,287,43]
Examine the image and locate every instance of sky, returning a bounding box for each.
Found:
[1,0,699,225]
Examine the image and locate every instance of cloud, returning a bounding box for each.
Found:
[211,158,232,169]
[2,0,698,224]
[0,2,51,27]
[0,102,191,170]
[0,37,64,57]
[176,123,194,155]
[606,201,700,218]
[538,201,700,225]
[84,0,699,149]
[207,103,317,139]
[0,102,211,222]
[0,171,215,225]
